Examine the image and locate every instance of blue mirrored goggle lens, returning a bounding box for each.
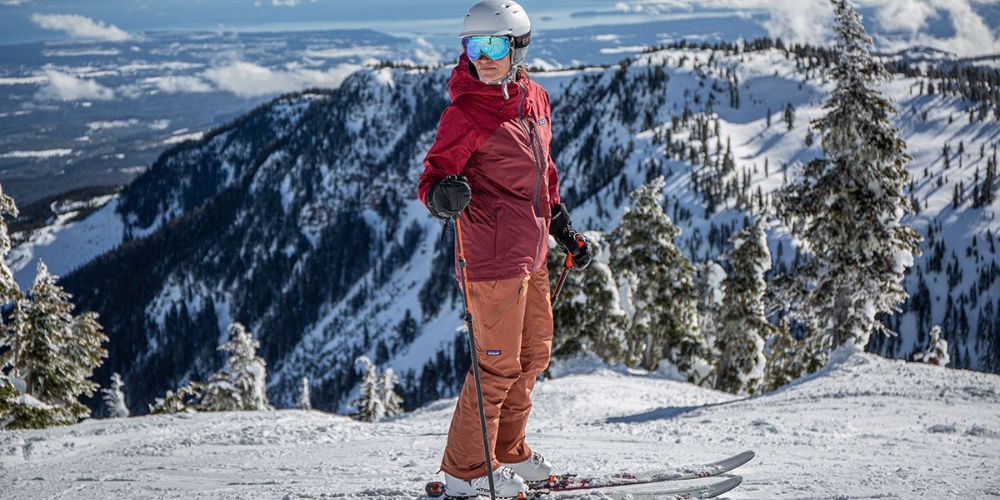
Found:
[463,36,510,61]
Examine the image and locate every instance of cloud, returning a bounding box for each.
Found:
[201,61,359,98]
[731,0,1000,56]
[1,0,30,6]
[872,0,935,34]
[36,69,115,101]
[894,0,1000,56]
[757,0,833,46]
[610,0,1000,57]
[255,0,315,6]
[30,13,131,42]
[144,75,214,93]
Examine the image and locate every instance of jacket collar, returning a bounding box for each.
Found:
[448,52,525,103]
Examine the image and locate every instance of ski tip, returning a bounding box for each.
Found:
[706,475,743,498]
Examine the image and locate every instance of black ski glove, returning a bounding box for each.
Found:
[426,174,472,220]
[550,203,592,270]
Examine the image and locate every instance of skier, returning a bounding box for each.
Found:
[417,0,592,497]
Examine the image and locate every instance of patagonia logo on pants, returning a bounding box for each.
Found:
[486,349,502,356]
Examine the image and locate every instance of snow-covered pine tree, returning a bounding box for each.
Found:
[548,231,627,364]
[714,219,774,394]
[0,184,44,429]
[17,262,107,424]
[914,325,950,366]
[694,261,726,350]
[611,177,709,381]
[298,376,311,410]
[0,374,56,429]
[350,355,384,422]
[381,367,403,419]
[200,322,271,411]
[0,181,19,312]
[762,317,803,392]
[775,0,921,365]
[101,372,129,418]
[148,382,203,414]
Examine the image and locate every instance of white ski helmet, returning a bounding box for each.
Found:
[458,0,531,66]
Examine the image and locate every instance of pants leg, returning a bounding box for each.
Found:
[495,267,554,464]
[441,273,531,480]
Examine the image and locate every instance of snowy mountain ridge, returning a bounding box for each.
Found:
[9,39,999,416]
[1,349,997,498]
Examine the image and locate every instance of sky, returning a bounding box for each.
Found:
[0,0,998,56]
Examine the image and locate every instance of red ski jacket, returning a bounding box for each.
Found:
[418,53,560,282]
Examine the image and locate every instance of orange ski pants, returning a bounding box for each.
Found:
[441,266,554,480]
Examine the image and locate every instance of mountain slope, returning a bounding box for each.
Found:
[0,350,997,498]
[34,40,1000,416]
[57,65,450,413]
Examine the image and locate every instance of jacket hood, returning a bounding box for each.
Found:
[448,52,524,102]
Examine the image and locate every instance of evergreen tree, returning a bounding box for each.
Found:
[381,367,403,419]
[0,184,39,428]
[15,262,108,424]
[396,309,418,346]
[694,261,726,348]
[714,220,774,394]
[101,372,130,418]
[611,177,709,381]
[148,382,203,414]
[0,375,57,429]
[548,231,627,364]
[783,103,795,131]
[775,0,921,365]
[0,181,18,309]
[298,376,312,410]
[762,317,804,392]
[351,355,384,422]
[200,322,271,411]
[914,325,950,366]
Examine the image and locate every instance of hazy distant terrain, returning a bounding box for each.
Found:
[1,0,997,204]
[0,29,422,205]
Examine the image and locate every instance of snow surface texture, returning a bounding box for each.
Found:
[7,194,121,291]
[1,350,997,499]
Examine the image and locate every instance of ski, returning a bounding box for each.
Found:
[527,450,754,492]
[422,451,754,499]
[421,475,742,499]
[544,474,743,499]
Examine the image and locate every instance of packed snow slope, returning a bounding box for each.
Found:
[1,350,997,499]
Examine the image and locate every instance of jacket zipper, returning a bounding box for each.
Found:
[515,81,547,271]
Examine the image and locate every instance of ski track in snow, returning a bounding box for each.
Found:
[1,351,998,499]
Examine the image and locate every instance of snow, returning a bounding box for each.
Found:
[163,130,205,145]
[2,350,998,498]
[0,149,73,159]
[7,195,123,291]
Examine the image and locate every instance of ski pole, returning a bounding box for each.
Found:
[551,233,586,305]
[550,254,573,305]
[452,215,497,500]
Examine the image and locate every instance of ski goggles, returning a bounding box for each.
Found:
[462,35,511,61]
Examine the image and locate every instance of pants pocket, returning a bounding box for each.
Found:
[481,282,525,331]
